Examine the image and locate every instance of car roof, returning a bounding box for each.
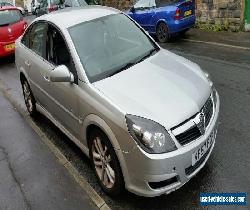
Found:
[36,6,121,29]
[0,6,19,11]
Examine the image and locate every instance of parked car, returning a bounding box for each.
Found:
[64,0,88,7]
[16,7,219,197]
[31,0,42,15]
[0,2,25,15]
[127,0,196,42]
[0,6,27,57]
[36,0,62,16]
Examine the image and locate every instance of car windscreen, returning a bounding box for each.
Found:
[0,9,22,26]
[69,14,158,83]
[77,0,88,6]
[50,0,60,5]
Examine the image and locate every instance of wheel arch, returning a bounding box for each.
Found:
[83,114,130,187]
[155,19,168,32]
[83,114,122,151]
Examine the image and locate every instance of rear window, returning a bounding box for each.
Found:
[0,9,22,26]
[156,0,180,7]
[50,0,61,5]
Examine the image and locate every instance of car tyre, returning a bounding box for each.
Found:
[21,78,37,117]
[156,22,169,43]
[89,128,124,196]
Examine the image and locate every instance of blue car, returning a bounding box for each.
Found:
[127,0,195,42]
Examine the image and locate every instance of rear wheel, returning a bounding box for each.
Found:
[89,128,124,196]
[21,78,37,117]
[156,22,169,43]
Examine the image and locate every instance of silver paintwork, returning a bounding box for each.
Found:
[15,6,220,197]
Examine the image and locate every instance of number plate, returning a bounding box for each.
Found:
[184,10,192,17]
[4,43,15,51]
[192,131,215,166]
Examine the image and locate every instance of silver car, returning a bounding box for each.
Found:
[15,6,220,197]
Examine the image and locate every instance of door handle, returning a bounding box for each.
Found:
[25,60,31,67]
[43,75,50,82]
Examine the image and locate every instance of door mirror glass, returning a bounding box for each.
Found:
[50,65,74,83]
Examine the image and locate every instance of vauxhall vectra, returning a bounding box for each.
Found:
[15,7,219,197]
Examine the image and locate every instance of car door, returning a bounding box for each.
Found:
[21,21,54,110]
[133,0,156,31]
[43,24,80,139]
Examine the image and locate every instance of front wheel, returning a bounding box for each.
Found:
[21,79,37,117]
[89,129,124,196]
[156,22,170,43]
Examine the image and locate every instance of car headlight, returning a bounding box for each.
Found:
[126,115,177,154]
[204,71,213,87]
[212,87,217,107]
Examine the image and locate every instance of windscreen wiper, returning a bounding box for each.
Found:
[0,23,10,27]
[135,48,158,64]
[108,62,137,77]
[108,48,158,78]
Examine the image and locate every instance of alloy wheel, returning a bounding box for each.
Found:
[23,81,34,113]
[157,23,169,43]
[92,136,115,189]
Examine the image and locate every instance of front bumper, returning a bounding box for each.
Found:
[122,92,220,197]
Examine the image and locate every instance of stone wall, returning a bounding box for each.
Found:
[101,0,135,10]
[196,0,243,31]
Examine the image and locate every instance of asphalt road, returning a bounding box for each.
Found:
[0,16,249,210]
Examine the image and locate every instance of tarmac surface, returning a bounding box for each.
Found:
[0,91,97,210]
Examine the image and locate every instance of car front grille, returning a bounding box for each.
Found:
[172,95,214,146]
[175,126,201,145]
[203,97,213,127]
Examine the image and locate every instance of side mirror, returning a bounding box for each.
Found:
[50,65,74,83]
[130,6,135,13]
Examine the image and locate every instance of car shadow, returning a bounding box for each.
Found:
[0,55,15,66]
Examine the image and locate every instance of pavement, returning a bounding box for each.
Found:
[183,28,250,49]
[0,91,97,210]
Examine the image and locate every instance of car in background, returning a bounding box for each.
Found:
[64,0,88,7]
[0,6,27,57]
[31,0,42,15]
[36,0,62,17]
[0,2,25,14]
[127,0,195,42]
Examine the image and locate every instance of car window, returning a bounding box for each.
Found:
[21,27,31,48]
[64,0,72,7]
[134,0,156,9]
[46,24,78,82]
[155,0,180,7]
[29,23,47,58]
[0,9,22,26]
[69,14,157,83]
[50,0,61,5]
[77,0,88,6]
